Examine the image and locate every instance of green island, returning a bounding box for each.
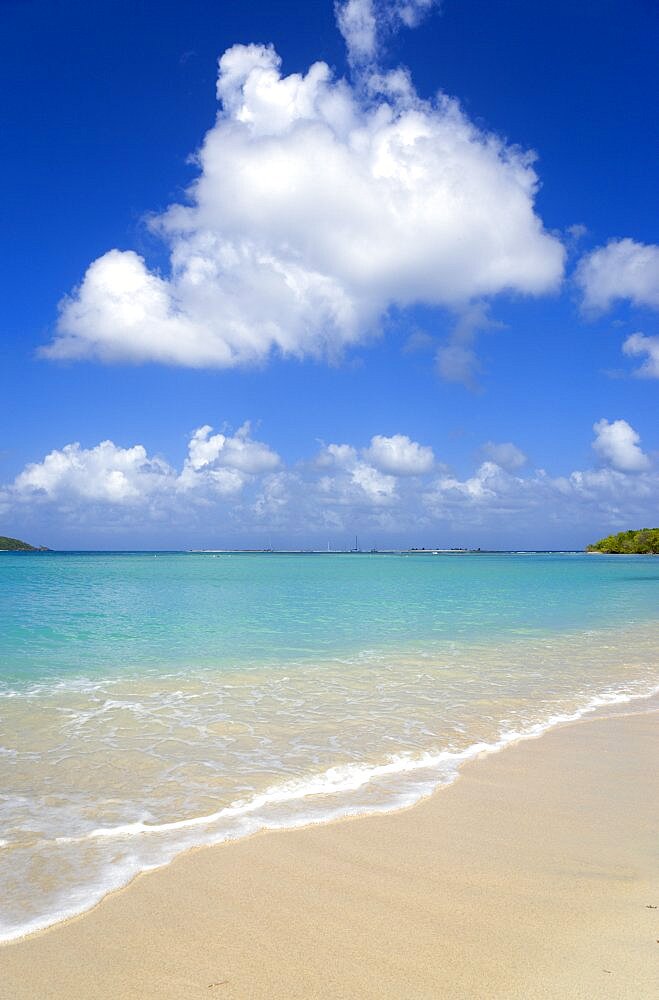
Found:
[586,528,659,554]
[0,535,49,551]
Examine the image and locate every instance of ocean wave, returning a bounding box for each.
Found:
[2,678,657,946]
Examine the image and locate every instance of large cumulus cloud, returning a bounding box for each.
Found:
[7,424,280,507]
[43,31,564,368]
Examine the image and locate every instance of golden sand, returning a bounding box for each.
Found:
[1,708,657,999]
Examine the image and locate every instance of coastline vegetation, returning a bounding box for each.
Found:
[0,535,48,551]
[586,528,659,554]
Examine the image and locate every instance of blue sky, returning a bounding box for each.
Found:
[1,0,657,549]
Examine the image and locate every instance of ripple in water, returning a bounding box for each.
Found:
[1,621,658,943]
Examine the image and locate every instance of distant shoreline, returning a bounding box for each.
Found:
[9,547,656,555]
[188,548,585,555]
[3,547,589,555]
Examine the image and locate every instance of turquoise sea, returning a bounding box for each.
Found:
[1,551,658,942]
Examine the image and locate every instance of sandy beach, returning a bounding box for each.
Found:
[1,705,657,1000]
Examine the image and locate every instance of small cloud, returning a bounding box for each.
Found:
[436,341,481,388]
[350,462,397,502]
[567,223,587,242]
[480,441,527,471]
[435,303,504,389]
[179,422,281,495]
[363,433,434,475]
[336,0,439,66]
[576,239,659,313]
[402,329,435,355]
[623,332,659,379]
[315,443,359,468]
[592,418,650,473]
[335,0,378,65]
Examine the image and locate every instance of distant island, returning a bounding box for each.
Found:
[0,535,49,551]
[586,528,659,554]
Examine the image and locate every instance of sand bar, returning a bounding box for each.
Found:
[1,706,658,999]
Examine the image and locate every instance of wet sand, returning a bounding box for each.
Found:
[1,707,657,999]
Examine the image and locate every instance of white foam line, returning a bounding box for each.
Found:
[2,681,658,945]
[52,681,659,846]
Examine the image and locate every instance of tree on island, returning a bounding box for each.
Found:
[0,535,49,551]
[586,528,659,554]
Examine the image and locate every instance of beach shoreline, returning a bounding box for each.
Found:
[3,552,658,951]
[1,702,657,999]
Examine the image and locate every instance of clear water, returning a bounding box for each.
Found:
[1,551,657,942]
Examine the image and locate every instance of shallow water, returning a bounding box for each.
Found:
[1,551,657,941]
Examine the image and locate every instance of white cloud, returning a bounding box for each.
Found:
[12,441,173,503]
[592,418,650,473]
[315,439,398,503]
[576,239,659,312]
[402,329,434,354]
[4,420,657,545]
[435,302,503,387]
[350,462,397,501]
[435,341,480,387]
[10,424,280,506]
[315,442,359,468]
[434,461,508,501]
[43,25,563,369]
[181,421,279,480]
[480,441,527,470]
[179,423,281,495]
[422,460,659,542]
[623,332,659,378]
[566,223,587,243]
[336,0,378,63]
[363,433,434,474]
[315,433,432,502]
[336,1,437,65]
[252,471,295,521]
[394,0,437,29]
